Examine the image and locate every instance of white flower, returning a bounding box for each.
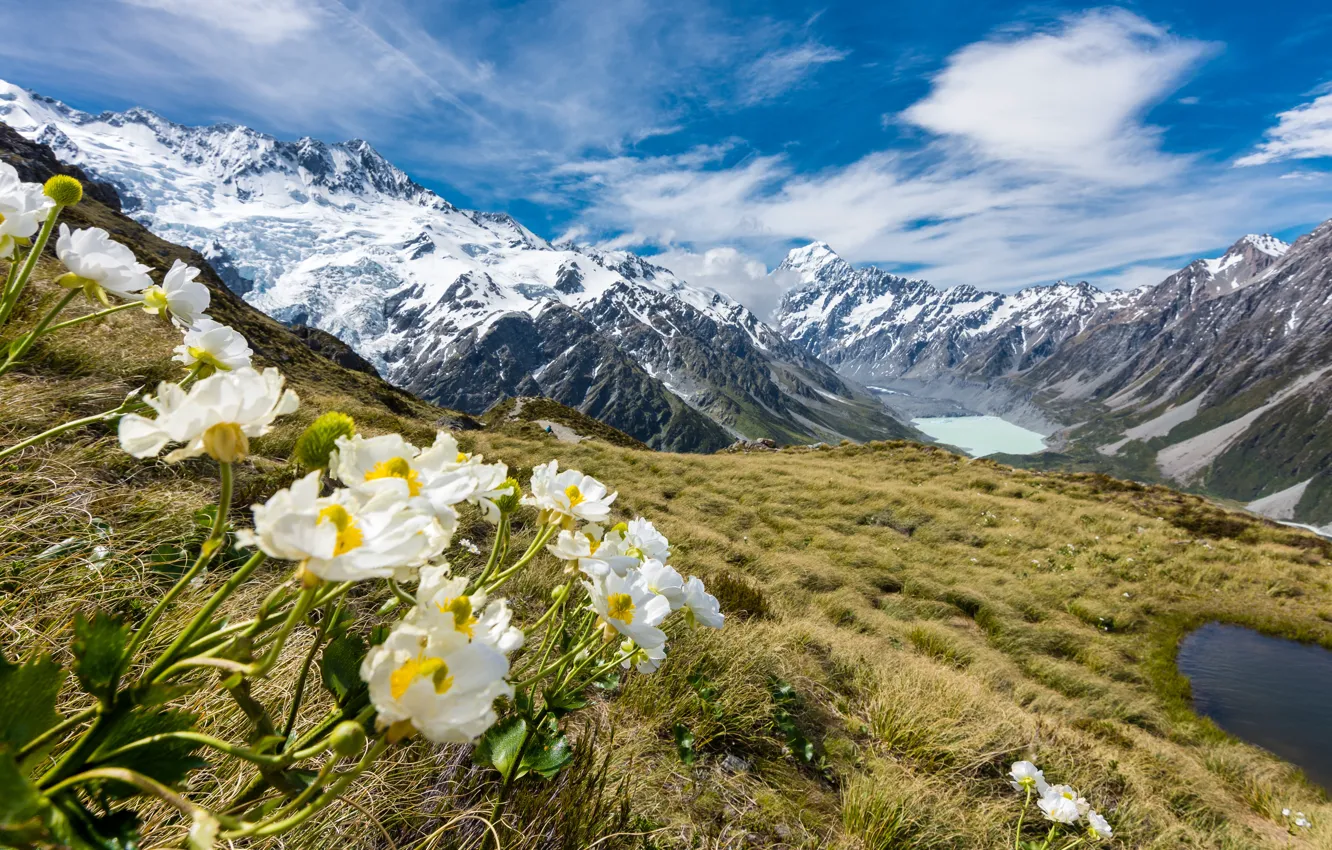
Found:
[332,431,506,530]
[142,259,210,328]
[117,366,297,463]
[681,576,724,629]
[523,460,616,525]
[1041,785,1089,821]
[55,224,152,303]
[546,526,636,579]
[639,558,684,609]
[621,517,670,562]
[238,471,447,583]
[1038,792,1081,825]
[459,538,481,555]
[411,575,524,654]
[620,640,667,674]
[186,810,219,850]
[360,620,512,744]
[1009,760,1049,795]
[1086,810,1113,840]
[173,318,253,374]
[0,164,51,258]
[584,569,670,648]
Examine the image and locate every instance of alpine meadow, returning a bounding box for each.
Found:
[4,2,1332,849]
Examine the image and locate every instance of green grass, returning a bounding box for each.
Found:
[5,196,1332,848]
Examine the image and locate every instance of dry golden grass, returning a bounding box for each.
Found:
[5,249,1332,849]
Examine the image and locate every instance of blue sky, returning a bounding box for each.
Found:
[3,0,1332,313]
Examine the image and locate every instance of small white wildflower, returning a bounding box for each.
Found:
[142,259,210,328]
[1086,809,1113,840]
[1008,760,1049,795]
[173,318,253,374]
[55,224,152,303]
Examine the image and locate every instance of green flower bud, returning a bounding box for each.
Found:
[43,174,83,207]
[495,477,522,515]
[329,720,367,757]
[292,411,355,470]
[550,583,569,603]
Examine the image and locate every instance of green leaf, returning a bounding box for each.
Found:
[591,671,620,691]
[320,633,368,706]
[541,687,587,718]
[0,750,49,846]
[673,724,696,765]
[0,653,66,751]
[72,612,131,701]
[473,715,528,780]
[90,708,206,796]
[147,543,191,577]
[522,718,572,780]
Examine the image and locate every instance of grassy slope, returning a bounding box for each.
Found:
[6,213,1332,848]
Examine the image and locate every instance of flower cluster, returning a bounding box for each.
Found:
[1283,807,1312,833]
[1009,760,1113,843]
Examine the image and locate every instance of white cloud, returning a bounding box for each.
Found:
[1236,92,1332,166]
[900,8,1215,185]
[564,9,1330,296]
[739,43,847,105]
[652,246,800,319]
[121,0,318,44]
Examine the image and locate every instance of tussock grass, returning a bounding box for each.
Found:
[6,253,1332,847]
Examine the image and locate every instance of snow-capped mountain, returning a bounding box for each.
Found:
[0,80,910,451]
[774,241,1119,386]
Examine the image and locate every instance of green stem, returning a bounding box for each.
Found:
[282,598,341,743]
[118,462,233,690]
[468,516,511,591]
[514,631,599,690]
[387,578,418,607]
[0,256,20,323]
[92,731,328,768]
[0,397,143,464]
[41,299,139,333]
[221,737,390,840]
[0,205,61,326]
[1015,786,1032,850]
[14,706,97,762]
[45,766,200,818]
[482,524,558,594]
[0,289,77,376]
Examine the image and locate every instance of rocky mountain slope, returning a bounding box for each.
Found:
[772,233,1332,532]
[0,80,910,452]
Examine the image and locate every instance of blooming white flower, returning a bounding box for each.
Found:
[1041,785,1089,821]
[360,619,512,744]
[412,575,524,654]
[1038,792,1081,825]
[523,460,616,525]
[621,517,670,562]
[142,259,209,328]
[1086,810,1113,840]
[238,471,447,583]
[117,366,297,463]
[332,431,506,531]
[459,538,481,555]
[681,576,724,629]
[1009,761,1049,795]
[584,569,670,648]
[173,318,253,374]
[0,164,51,258]
[639,558,684,609]
[620,640,667,674]
[55,224,152,303]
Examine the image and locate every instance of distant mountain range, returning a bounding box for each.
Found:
[0,80,910,452]
[5,77,1328,532]
[772,233,1332,533]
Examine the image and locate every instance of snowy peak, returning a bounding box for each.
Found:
[778,241,855,283]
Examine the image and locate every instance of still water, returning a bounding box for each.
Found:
[911,415,1047,457]
[1177,623,1332,789]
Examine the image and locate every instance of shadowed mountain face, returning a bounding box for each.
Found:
[0,80,914,452]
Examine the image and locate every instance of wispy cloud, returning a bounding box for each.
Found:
[738,42,848,105]
[1236,90,1332,166]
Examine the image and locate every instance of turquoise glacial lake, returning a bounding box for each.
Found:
[911,415,1047,457]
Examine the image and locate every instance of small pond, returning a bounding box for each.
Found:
[910,415,1047,457]
[1177,623,1332,789]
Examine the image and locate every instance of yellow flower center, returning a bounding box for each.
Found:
[202,422,248,463]
[141,286,169,314]
[187,345,229,372]
[607,592,635,624]
[436,596,477,638]
[317,504,364,556]
[455,452,468,463]
[364,456,422,496]
[389,654,453,701]
[587,535,601,555]
[565,484,585,507]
